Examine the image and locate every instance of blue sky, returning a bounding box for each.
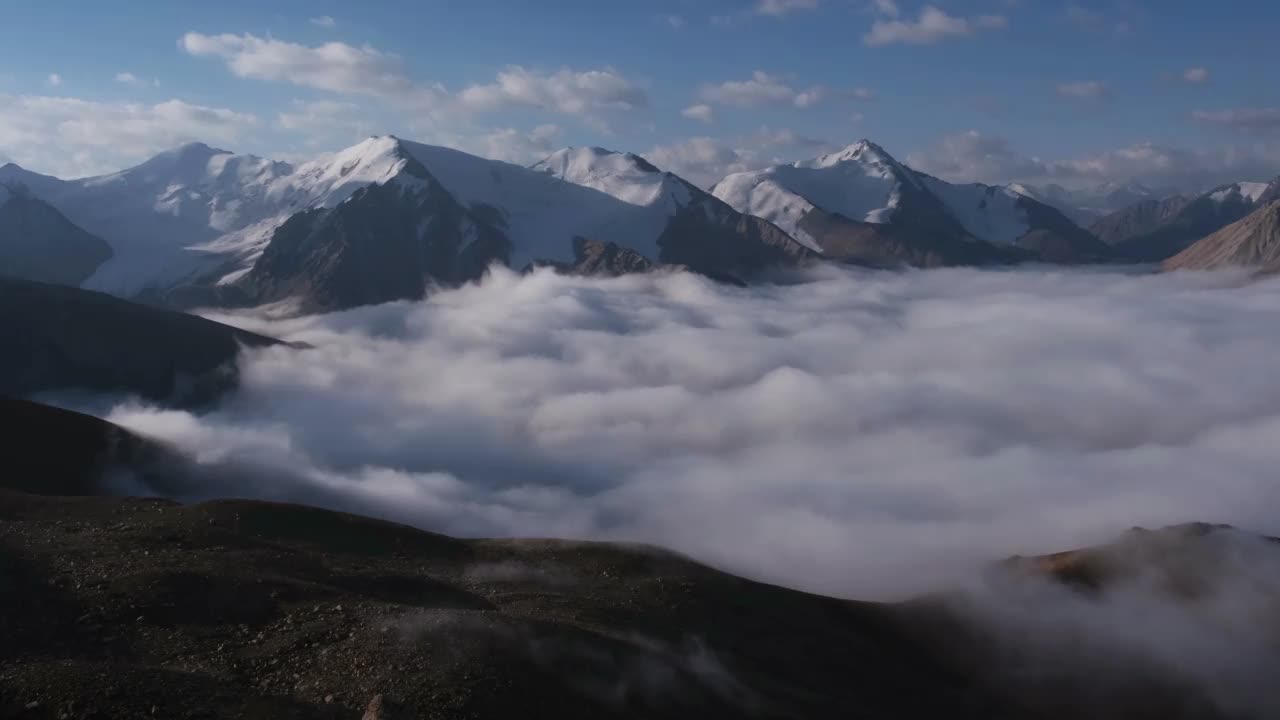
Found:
[1,0,1277,189]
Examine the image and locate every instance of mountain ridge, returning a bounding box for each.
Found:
[711,141,1108,266]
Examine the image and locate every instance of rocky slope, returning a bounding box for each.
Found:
[1162,200,1280,273]
[712,141,1108,267]
[1089,194,1191,246]
[1097,180,1279,261]
[0,186,113,286]
[1,400,1273,719]
[0,277,280,406]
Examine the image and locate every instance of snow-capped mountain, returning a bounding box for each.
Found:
[1092,178,1280,261]
[0,144,299,293]
[239,139,810,311]
[712,140,1106,266]
[529,146,807,274]
[0,137,812,311]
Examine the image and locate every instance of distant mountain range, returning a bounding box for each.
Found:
[711,141,1108,266]
[1164,199,1280,274]
[1005,181,1181,226]
[4,137,1279,313]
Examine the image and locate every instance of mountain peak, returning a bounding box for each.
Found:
[533,146,664,181]
[809,139,899,170]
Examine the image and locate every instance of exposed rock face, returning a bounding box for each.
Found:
[0,277,280,406]
[1090,195,1191,246]
[234,155,509,313]
[1004,522,1279,592]
[0,187,113,286]
[1103,180,1279,261]
[712,141,1108,267]
[532,237,655,277]
[2,400,1273,719]
[534,147,814,277]
[1163,200,1280,273]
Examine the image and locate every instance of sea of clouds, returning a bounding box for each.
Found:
[100,264,1280,600]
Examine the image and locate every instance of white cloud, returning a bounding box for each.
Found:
[114,72,148,87]
[0,95,258,177]
[662,14,687,29]
[1183,67,1210,84]
[864,6,1006,46]
[755,0,820,16]
[871,0,899,17]
[103,266,1280,603]
[907,130,1051,184]
[446,124,564,165]
[310,15,337,28]
[645,137,751,187]
[456,66,648,128]
[682,104,716,124]
[1057,80,1109,100]
[181,32,417,98]
[1192,108,1280,133]
[1064,2,1135,36]
[646,126,833,187]
[47,73,62,87]
[698,71,827,109]
[182,32,647,131]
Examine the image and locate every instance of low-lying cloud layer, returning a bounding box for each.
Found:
[102,266,1280,599]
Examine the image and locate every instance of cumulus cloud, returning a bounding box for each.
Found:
[1063,2,1136,36]
[864,6,1007,46]
[697,71,832,111]
[181,32,647,131]
[114,72,146,87]
[91,266,1280,602]
[1192,108,1280,134]
[0,94,258,177]
[456,66,647,130]
[46,73,62,87]
[644,137,752,187]
[907,130,1050,184]
[181,32,418,98]
[646,126,834,187]
[446,124,564,165]
[871,0,899,17]
[755,0,820,16]
[681,104,716,124]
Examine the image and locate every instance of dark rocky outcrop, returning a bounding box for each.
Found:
[531,237,655,277]
[0,277,280,406]
[0,187,113,286]
[234,155,509,314]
